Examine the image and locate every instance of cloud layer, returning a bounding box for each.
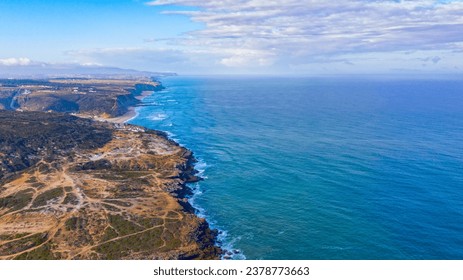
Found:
[146,0,463,73]
[0,57,33,66]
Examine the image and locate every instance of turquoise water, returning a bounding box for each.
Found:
[129,76,463,260]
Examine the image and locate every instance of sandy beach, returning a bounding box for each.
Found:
[105,106,138,124]
[80,90,157,124]
[107,90,158,123]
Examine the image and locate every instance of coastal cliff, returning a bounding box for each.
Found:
[0,78,164,117]
[0,81,221,260]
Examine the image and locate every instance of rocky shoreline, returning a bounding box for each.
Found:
[147,130,223,259]
[0,79,222,260]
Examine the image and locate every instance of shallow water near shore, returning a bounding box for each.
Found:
[129,76,463,260]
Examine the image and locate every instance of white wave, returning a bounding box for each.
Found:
[124,107,140,123]
[219,234,246,260]
[185,166,245,260]
[149,113,168,121]
[165,131,176,138]
[195,159,208,178]
[143,102,159,106]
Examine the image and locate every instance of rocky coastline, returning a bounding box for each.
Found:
[0,79,222,260]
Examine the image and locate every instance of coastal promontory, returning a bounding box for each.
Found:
[0,79,221,260]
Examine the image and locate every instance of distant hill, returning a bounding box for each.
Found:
[0,63,176,79]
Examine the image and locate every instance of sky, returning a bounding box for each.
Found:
[1,0,463,75]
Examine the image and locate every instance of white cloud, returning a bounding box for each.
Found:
[216,48,276,67]
[146,0,463,73]
[0,57,32,66]
[79,62,104,66]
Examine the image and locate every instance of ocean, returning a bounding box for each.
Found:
[129,76,463,260]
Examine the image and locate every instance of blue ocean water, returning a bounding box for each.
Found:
[129,76,463,260]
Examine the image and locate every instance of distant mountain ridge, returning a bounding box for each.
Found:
[0,63,176,79]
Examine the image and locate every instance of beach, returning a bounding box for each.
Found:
[105,106,137,123]
[108,90,159,123]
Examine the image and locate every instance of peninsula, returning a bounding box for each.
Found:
[0,79,221,260]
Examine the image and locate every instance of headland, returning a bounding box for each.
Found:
[0,79,221,259]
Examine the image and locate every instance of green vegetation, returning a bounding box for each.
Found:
[121,171,152,178]
[101,203,119,212]
[65,217,79,231]
[31,182,46,189]
[0,233,47,256]
[114,185,144,199]
[101,227,118,242]
[94,173,125,180]
[166,211,180,219]
[0,232,30,241]
[103,199,132,207]
[26,177,38,183]
[0,110,113,181]
[165,221,181,233]
[63,193,79,205]
[0,188,34,212]
[14,243,55,260]
[161,230,181,251]
[32,187,64,207]
[95,228,163,259]
[133,217,164,228]
[108,214,143,236]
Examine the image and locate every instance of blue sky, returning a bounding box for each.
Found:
[1,0,463,75]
